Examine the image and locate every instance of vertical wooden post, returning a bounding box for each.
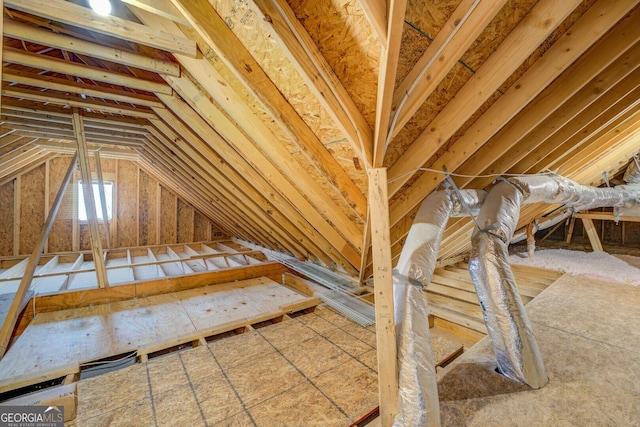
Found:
[93,151,111,249]
[0,154,78,359]
[368,168,398,426]
[72,109,108,288]
[13,176,20,256]
[581,217,603,252]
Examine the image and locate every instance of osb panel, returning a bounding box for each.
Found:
[383,0,538,168]
[138,171,158,247]
[99,157,117,174]
[177,199,194,243]
[194,212,210,242]
[116,160,138,248]
[498,0,597,93]
[19,164,46,255]
[159,186,177,244]
[287,0,380,128]
[398,0,464,87]
[48,156,75,253]
[205,2,367,193]
[79,223,109,251]
[0,181,14,256]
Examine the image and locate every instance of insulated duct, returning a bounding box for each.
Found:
[393,190,486,427]
[469,173,640,389]
[623,155,640,184]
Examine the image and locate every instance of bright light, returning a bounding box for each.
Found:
[89,0,111,16]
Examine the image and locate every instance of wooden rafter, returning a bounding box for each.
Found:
[4,0,196,57]
[3,19,180,76]
[170,0,367,218]
[386,0,583,196]
[250,0,373,168]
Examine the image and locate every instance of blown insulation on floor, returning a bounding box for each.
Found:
[509,249,640,286]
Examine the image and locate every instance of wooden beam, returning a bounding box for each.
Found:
[3,19,181,76]
[0,153,77,359]
[94,151,111,249]
[389,0,507,140]
[372,0,407,167]
[368,168,398,426]
[3,70,163,108]
[170,0,366,218]
[2,86,157,119]
[249,0,373,168]
[386,0,639,237]
[3,48,171,95]
[358,0,387,42]
[72,110,108,288]
[4,0,196,57]
[576,212,640,223]
[387,0,583,195]
[581,217,603,251]
[120,0,191,26]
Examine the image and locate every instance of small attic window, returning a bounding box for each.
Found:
[78,181,113,221]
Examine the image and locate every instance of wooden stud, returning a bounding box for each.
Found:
[72,110,108,288]
[93,151,111,249]
[368,168,398,427]
[581,217,603,252]
[13,175,20,256]
[43,160,50,253]
[0,154,77,359]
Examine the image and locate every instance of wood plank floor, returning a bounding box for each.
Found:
[0,277,319,392]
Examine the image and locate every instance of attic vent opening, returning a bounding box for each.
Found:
[78,180,113,221]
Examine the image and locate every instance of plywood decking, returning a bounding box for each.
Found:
[61,305,463,426]
[0,277,319,392]
[437,274,640,425]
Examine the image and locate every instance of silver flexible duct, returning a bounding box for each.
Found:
[469,180,548,389]
[469,173,640,389]
[393,190,486,427]
[623,156,640,184]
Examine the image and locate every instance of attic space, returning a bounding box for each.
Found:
[0,0,639,426]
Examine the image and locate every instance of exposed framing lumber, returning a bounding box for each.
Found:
[249,0,373,168]
[3,0,196,57]
[170,0,367,217]
[576,212,640,223]
[0,153,77,359]
[378,2,640,272]
[358,0,387,42]
[144,117,307,256]
[94,151,111,249]
[372,0,407,167]
[154,93,360,272]
[120,0,191,26]
[368,168,398,426]
[2,86,156,119]
[3,48,171,95]
[72,110,108,289]
[3,70,163,108]
[387,0,584,196]
[143,123,292,249]
[162,72,364,244]
[581,217,603,251]
[389,0,507,140]
[3,19,180,77]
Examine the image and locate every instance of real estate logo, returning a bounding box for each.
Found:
[0,406,64,427]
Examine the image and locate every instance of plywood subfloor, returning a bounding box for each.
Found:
[62,305,463,426]
[437,274,640,426]
[0,277,317,390]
